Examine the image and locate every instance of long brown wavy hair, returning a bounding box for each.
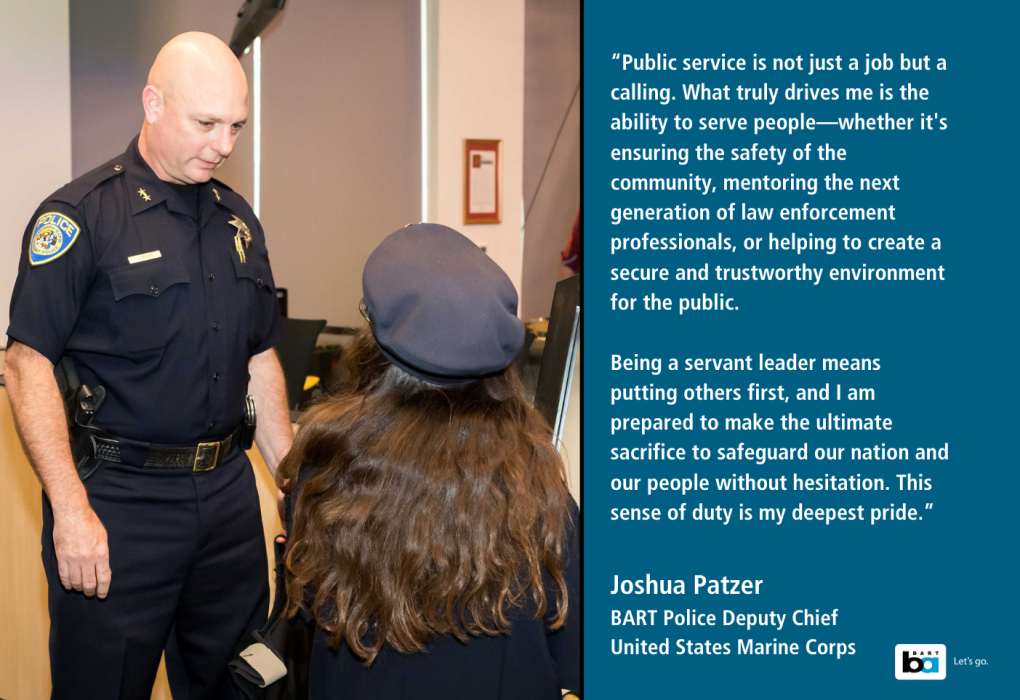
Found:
[277,329,572,664]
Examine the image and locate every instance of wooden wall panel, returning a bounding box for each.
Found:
[0,384,50,700]
[0,383,283,699]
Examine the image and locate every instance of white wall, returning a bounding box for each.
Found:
[258,0,422,327]
[0,0,72,339]
[521,0,580,320]
[434,0,526,294]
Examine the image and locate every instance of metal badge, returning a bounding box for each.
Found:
[228,215,253,263]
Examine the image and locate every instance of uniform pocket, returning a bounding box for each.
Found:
[231,254,273,293]
[232,254,276,351]
[107,258,191,352]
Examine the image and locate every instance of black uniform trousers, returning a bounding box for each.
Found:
[42,446,269,700]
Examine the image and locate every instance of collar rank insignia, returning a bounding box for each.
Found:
[212,188,221,202]
[29,212,81,266]
[138,188,151,202]
[228,215,252,263]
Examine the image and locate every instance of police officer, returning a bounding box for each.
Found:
[4,32,293,699]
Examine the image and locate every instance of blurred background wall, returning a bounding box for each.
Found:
[0,5,72,700]
[0,0,72,342]
[522,0,580,320]
[62,0,577,327]
[434,0,526,293]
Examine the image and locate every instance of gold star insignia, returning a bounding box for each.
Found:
[137,188,151,202]
[212,188,221,202]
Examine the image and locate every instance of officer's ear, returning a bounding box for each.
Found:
[142,85,164,124]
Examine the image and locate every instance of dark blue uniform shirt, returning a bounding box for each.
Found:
[7,137,283,445]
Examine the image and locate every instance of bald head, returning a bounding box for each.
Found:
[139,32,249,184]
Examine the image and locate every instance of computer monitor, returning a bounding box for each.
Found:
[535,274,580,447]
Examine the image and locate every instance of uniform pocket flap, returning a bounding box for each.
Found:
[108,259,191,301]
[231,255,273,292]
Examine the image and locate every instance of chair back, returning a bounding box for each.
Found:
[276,318,327,410]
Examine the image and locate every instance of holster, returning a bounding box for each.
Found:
[69,426,104,481]
[55,356,107,481]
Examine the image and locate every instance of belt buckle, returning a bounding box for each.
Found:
[193,441,221,472]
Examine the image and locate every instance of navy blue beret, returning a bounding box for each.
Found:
[362,223,524,385]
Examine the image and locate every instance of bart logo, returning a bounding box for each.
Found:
[894,644,946,680]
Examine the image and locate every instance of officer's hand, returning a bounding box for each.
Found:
[52,503,111,599]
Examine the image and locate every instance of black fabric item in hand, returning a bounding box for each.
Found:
[230,533,315,699]
[230,629,286,695]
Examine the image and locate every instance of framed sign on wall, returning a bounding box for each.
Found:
[463,139,502,224]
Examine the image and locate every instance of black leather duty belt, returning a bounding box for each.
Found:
[91,430,237,471]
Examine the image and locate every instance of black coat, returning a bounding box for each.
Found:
[296,477,581,700]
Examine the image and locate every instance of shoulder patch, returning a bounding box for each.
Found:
[29,212,81,266]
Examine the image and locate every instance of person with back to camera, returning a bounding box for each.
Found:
[276,223,581,699]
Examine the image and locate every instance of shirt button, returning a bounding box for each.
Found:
[256,278,263,287]
[213,322,221,331]
[208,273,215,281]
[213,373,220,381]
[208,421,216,429]
[150,285,159,295]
